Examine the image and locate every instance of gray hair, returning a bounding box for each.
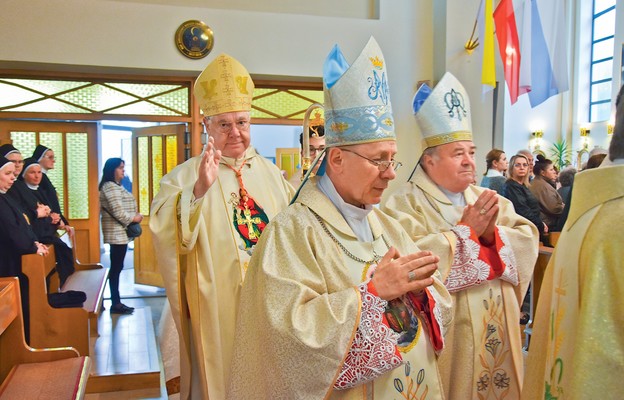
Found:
[558,166,577,187]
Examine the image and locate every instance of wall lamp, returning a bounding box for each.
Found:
[580,127,590,149]
[607,122,614,135]
[531,130,543,151]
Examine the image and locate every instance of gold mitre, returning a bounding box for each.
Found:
[194,53,254,117]
[413,72,472,150]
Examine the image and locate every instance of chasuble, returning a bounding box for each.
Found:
[228,177,452,399]
[382,165,538,400]
[522,165,624,400]
[150,147,294,399]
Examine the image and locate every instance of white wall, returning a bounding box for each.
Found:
[4,0,618,186]
[1,0,434,194]
[443,0,497,177]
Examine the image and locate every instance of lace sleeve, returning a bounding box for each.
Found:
[334,282,403,390]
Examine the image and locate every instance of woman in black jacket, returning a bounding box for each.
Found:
[501,153,547,236]
[0,155,49,342]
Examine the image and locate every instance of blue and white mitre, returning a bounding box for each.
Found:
[323,36,395,147]
[413,72,472,149]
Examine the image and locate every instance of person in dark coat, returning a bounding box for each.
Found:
[31,144,71,230]
[0,155,49,342]
[502,153,547,236]
[8,158,74,286]
[0,144,24,178]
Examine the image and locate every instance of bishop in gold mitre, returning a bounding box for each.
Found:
[150,53,294,400]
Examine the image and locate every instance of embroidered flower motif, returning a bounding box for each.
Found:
[485,338,501,357]
[477,374,490,391]
[493,371,510,389]
[486,324,496,339]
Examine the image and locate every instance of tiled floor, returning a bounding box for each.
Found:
[85,247,169,399]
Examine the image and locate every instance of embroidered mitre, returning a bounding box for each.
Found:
[193,53,254,117]
[412,72,473,149]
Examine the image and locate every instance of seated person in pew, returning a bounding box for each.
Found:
[0,143,24,178]
[31,144,73,237]
[7,158,74,287]
[0,155,49,343]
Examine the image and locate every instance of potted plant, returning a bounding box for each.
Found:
[549,139,572,170]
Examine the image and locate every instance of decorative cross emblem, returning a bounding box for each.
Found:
[236,205,263,240]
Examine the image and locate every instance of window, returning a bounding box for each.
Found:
[589,0,617,122]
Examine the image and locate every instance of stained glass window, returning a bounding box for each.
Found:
[65,133,89,219]
[0,79,190,117]
[137,136,150,215]
[166,135,178,173]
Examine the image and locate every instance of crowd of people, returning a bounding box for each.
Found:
[1,36,621,399]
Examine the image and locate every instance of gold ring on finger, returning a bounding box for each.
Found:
[479,208,487,215]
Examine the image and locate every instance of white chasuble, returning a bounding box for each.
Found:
[150,147,294,399]
[227,177,452,400]
[335,229,445,400]
[382,165,539,400]
[523,165,624,400]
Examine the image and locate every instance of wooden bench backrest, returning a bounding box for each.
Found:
[20,251,91,356]
[0,277,23,381]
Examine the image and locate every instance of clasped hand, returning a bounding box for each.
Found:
[372,247,439,301]
[460,189,499,244]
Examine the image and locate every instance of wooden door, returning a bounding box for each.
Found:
[132,124,186,287]
[0,121,100,263]
[275,147,300,181]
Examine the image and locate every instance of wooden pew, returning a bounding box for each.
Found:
[523,245,554,350]
[0,277,91,399]
[21,240,108,356]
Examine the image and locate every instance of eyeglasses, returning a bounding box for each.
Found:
[10,160,24,165]
[214,120,251,134]
[514,163,529,168]
[44,155,56,160]
[309,146,325,154]
[340,148,402,172]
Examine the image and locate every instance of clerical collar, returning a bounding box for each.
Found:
[485,168,503,177]
[438,185,466,206]
[41,167,48,174]
[26,183,39,190]
[317,173,373,242]
[0,189,6,194]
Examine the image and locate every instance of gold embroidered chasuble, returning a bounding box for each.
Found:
[382,165,538,399]
[227,177,452,400]
[149,147,294,399]
[522,165,624,400]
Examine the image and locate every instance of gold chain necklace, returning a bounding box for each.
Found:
[311,210,390,264]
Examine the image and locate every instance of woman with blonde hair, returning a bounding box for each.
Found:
[502,153,546,235]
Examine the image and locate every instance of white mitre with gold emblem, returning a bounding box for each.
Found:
[193,54,254,117]
[412,72,472,149]
[323,36,395,147]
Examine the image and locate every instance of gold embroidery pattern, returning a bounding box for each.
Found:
[393,363,429,399]
[544,266,567,399]
[476,288,512,399]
